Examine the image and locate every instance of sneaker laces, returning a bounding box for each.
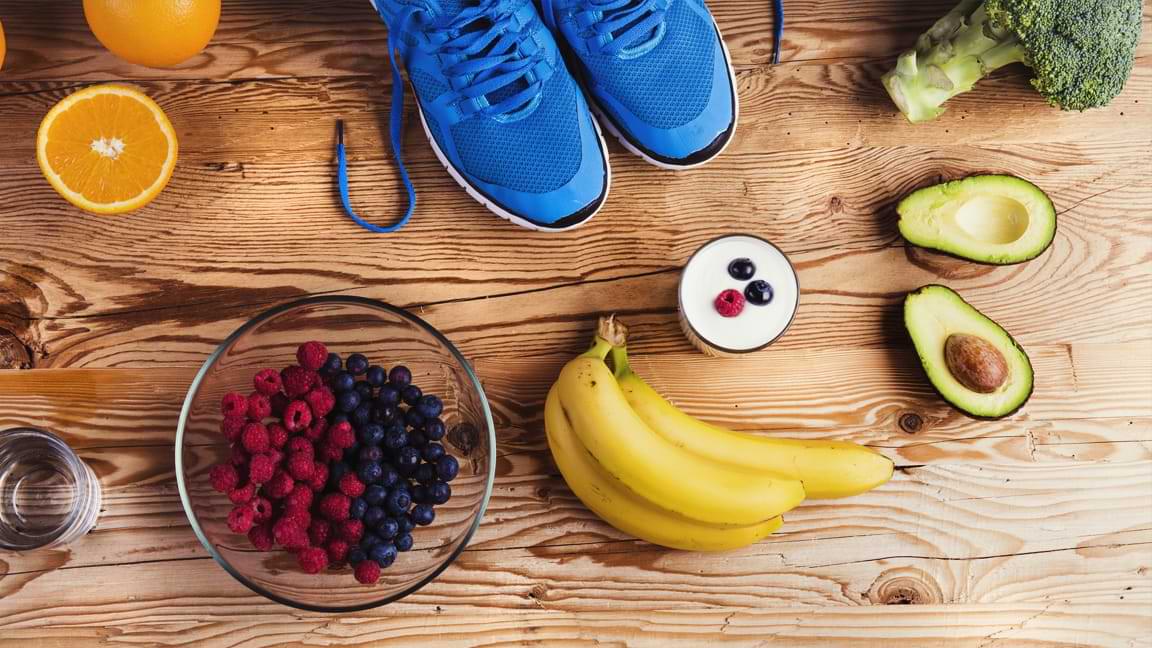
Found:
[576,0,668,55]
[338,0,546,233]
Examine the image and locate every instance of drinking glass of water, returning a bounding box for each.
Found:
[0,428,101,551]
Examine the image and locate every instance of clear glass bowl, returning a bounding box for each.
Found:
[175,296,496,612]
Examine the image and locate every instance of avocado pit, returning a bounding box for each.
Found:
[944,333,1009,393]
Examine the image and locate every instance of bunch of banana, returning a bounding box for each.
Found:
[545,316,893,552]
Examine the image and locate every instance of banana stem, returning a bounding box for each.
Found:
[582,336,614,361]
[609,345,633,378]
[581,315,629,362]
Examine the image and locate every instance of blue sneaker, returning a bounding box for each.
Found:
[540,0,737,169]
[367,0,610,231]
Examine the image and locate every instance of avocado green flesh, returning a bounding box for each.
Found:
[905,285,1033,419]
[898,175,1056,265]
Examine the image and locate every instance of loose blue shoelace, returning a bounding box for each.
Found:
[338,0,545,233]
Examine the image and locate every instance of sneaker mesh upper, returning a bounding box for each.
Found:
[450,72,583,193]
[581,0,715,129]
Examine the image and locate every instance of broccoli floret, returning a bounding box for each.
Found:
[882,0,1143,123]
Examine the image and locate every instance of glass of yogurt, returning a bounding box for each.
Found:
[678,234,800,356]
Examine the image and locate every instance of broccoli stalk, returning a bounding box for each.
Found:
[883,0,1143,123]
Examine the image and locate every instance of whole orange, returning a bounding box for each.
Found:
[83,0,220,68]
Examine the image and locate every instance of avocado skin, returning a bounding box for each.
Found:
[898,175,1057,266]
[904,285,1034,420]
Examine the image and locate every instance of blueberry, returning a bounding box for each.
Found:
[377,517,400,539]
[350,402,372,428]
[359,423,386,447]
[429,481,452,505]
[744,279,774,306]
[415,394,442,419]
[401,385,423,406]
[364,484,388,505]
[349,496,368,519]
[363,505,386,528]
[404,408,425,429]
[424,418,446,441]
[336,389,361,413]
[412,484,430,503]
[437,455,460,482]
[379,465,399,488]
[396,446,421,473]
[322,352,343,374]
[372,403,397,424]
[395,533,414,552]
[397,515,415,535]
[376,385,400,406]
[370,542,398,568]
[728,257,756,281]
[357,461,383,484]
[359,532,381,550]
[332,371,356,393]
[422,443,445,463]
[414,464,436,484]
[383,424,408,450]
[388,366,412,388]
[348,547,367,565]
[385,487,412,516]
[366,365,387,386]
[354,381,374,399]
[347,353,369,375]
[411,503,435,526]
[358,445,383,464]
[407,431,427,448]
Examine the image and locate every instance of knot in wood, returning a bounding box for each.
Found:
[448,422,479,457]
[869,568,943,605]
[0,328,33,369]
[898,411,924,435]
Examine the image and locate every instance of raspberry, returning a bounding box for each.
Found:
[308,518,332,546]
[327,421,355,449]
[318,492,350,521]
[227,505,256,534]
[251,496,274,523]
[267,423,289,449]
[285,507,312,531]
[241,422,271,454]
[282,400,313,433]
[220,416,246,442]
[308,462,329,492]
[248,522,274,551]
[354,559,381,584]
[281,366,318,398]
[228,483,255,505]
[265,448,284,467]
[286,436,314,456]
[305,417,328,442]
[230,445,249,467]
[297,546,329,574]
[287,452,316,481]
[248,453,276,484]
[273,516,309,550]
[221,392,247,417]
[270,392,289,417]
[247,392,272,421]
[337,518,364,544]
[296,341,329,372]
[264,470,295,500]
[325,539,350,565]
[304,386,336,419]
[339,473,365,498]
[316,441,343,463]
[210,464,239,493]
[252,368,283,396]
[284,483,314,512]
[714,289,746,318]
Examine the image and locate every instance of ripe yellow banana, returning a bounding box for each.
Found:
[555,322,805,526]
[610,346,893,499]
[545,386,783,551]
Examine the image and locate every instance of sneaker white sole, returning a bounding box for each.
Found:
[586,23,740,171]
[413,96,611,232]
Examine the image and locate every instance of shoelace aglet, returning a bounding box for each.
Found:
[336,119,345,147]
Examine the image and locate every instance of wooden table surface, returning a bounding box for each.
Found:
[1,0,1150,645]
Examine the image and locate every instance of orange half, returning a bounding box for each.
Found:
[36,84,178,214]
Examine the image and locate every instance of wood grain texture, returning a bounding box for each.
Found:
[2,0,1151,644]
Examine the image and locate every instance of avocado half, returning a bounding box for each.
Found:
[898,175,1056,265]
[904,285,1033,419]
